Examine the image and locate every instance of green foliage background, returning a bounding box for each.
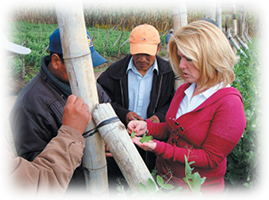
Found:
[6,21,134,84]
[225,39,261,192]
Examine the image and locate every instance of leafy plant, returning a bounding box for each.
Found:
[131,130,135,138]
[183,155,206,194]
[139,133,153,143]
[225,39,261,191]
[131,130,153,143]
[118,155,205,196]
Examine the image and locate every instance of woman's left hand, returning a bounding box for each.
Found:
[131,136,157,152]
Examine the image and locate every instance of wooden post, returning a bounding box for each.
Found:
[56,4,108,195]
[237,13,248,50]
[227,29,247,58]
[172,0,187,32]
[232,4,237,38]
[172,0,187,91]
[235,35,249,50]
[117,24,124,57]
[205,3,216,21]
[216,3,222,30]
[225,14,230,34]
[103,27,110,57]
[92,103,157,193]
[238,13,244,39]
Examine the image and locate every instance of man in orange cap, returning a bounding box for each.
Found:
[98,24,174,126]
[97,24,175,187]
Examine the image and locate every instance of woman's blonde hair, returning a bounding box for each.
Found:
[169,20,237,89]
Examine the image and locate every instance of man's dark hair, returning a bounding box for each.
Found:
[50,52,64,64]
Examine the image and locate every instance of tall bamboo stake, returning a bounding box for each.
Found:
[232,4,237,38]
[205,3,216,21]
[216,3,222,30]
[172,0,187,91]
[56,4,108,195]
[172,0,187,32]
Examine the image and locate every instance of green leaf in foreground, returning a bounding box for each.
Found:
[156,175,164,187]
[139,133,153,143]
[148,178,157,192]
[139,182,148,195]
[131,131,135,138]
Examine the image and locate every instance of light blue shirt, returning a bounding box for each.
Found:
[176,82,230,119]
[127,57,158,119]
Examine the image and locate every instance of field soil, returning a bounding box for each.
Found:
[4,50,168,150]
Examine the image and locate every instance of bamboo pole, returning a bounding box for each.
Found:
[205,3,216,21]
[227,30,247,58]
[235,35,249,50]
[225,15,230,33]
[56,4,108,195]
[172,0,187,32]
[216,3,222,30]
[103,27,110,57]
[232,4,237,38]
[172,0,187,91]
[237,13,248,50]
[117,24,124,57]
[92,103,157,193]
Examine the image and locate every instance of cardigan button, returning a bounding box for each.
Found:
[175,121,179,126]
[172,139,175,144]
[180,127,184,131]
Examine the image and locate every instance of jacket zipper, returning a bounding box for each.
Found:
[119,80,125,108]
[153,75,163,114]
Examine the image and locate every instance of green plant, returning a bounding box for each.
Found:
[118,155,206,196]
[139,133,153,143]
[225,39,261,191]
[183,155,206,194]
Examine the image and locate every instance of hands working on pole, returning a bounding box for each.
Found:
[62,94,92,135]
[127,120,157,152]
[104,119,157,157]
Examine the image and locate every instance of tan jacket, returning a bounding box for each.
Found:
[5,125,85,196]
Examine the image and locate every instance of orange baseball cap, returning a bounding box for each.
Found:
[129,24,160,56]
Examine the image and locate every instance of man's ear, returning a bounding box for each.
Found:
[51,54,61,70]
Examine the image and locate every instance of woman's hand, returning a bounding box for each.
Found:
[127,120,147,136]
[131,136,157,152]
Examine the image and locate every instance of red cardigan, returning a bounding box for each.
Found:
[147,83,246,193]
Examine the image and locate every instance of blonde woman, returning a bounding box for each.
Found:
[128,20,246,193]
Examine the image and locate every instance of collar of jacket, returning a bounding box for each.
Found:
[40,55,72,97]
[108,54,172,80]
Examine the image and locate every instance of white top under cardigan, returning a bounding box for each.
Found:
[176,82,230,119]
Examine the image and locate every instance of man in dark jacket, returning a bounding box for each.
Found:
[9,28,110,191]
[98,24,175,126]
[97,24,174,187]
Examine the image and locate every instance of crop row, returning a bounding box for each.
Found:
[7,21,136,69]
[6,2,268,37]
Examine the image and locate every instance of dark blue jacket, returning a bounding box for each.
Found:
[97,54,175,126]
[9,55,111,189]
